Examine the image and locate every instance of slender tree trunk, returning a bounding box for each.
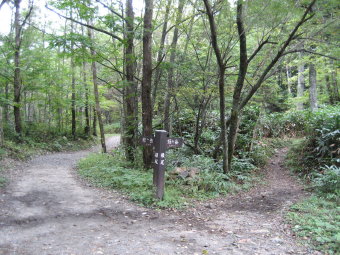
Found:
[70,16,76,139]
[124,0,137,161]
[163,0,185,134]
[296,53,305,111]
[14,0,22,135]
[83,61,90,136]
[87,21,106,153]
[4,82,9,122]
[92,107,97,136]
[142,0,153,168]
[0,106,3,146]
[331,65,339,103]
[309,63,318,111]
[152,0,171,108]
[227,0,248,172]
[203,0,228,173]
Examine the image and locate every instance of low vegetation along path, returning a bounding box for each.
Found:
[1,137,312,255]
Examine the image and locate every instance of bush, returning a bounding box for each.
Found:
[78,145,258,208]
[313,165,340,201]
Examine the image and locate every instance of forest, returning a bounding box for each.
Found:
[0,0,339,254]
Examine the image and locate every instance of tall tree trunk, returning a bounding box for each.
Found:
[124,0,137,161]
[227,0,248,172]
[83,61,90,136]
[4,82,9,122]
[331,64,339,103]
[203,0,228,173]
[309,63,318,111]
[13,0,22,135]
[70,16,76,139]
[296,53,305,110]
[0,106,3,146]
[87,21,106,153]
[92,107,97,136]
[142,0,153,169]
[152,0,171,108]
[163,0,185,134]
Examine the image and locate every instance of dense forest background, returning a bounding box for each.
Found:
[0,0,338,164]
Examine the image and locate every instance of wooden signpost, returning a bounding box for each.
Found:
[140,130,183,200]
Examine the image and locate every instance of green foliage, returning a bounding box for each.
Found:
[1,128,97,161]
[78,146,259,208]
[287,196,340,254]
[312,165,340,201]
[103,122,121,134]
[285,105,340,177]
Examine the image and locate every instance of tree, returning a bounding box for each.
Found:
[87,19,106,153]
[204,0,317,172]
[123,0,138,162]
[13,0,33,136]
[141,0,153,169]
[0,106,3,146]
[309,63,318,111]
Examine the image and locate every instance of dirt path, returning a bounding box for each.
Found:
[0,141,314,255]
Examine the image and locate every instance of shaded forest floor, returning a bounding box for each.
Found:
[0,137,321,255]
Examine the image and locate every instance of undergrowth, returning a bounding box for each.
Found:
[0,135,97,161]
[77,140,282,209]
[284,105,340,254]
[287,196,340,254]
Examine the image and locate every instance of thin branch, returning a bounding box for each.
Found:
[97,76,123,94]
[45,5,123,42]
[0,0,8,10]
[95,0,125,20]
[247,37,277,64]
[283,49,339,61]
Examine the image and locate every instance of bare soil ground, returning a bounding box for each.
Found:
[0,137,318,255]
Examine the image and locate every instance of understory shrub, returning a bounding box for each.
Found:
[78,145,258,208]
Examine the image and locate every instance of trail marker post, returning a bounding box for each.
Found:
[140,130,183,200]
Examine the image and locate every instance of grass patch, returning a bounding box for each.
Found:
[285,136,340,254]
[0,136,97,161]
[78,146,259,209]
[287,196,340,254]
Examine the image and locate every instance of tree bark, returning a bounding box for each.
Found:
[4,82,9,122]
[142,0,154,169]
[286,65,292,97]
[13,0,22,135]
[152,0,171,108]
[0,106,3,146]
[331,64,339,103]
[296,53,305,111]
[70,14,76,139]
[309,63,318,111]
[87,21,106,153]
[203,0,228,173]
[163,0,185,134]
[227,0,248,172]
[92,107,97,136]
[83,61,91,136]
[124,0,137,161]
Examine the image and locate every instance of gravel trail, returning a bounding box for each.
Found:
[0,140,314,255]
